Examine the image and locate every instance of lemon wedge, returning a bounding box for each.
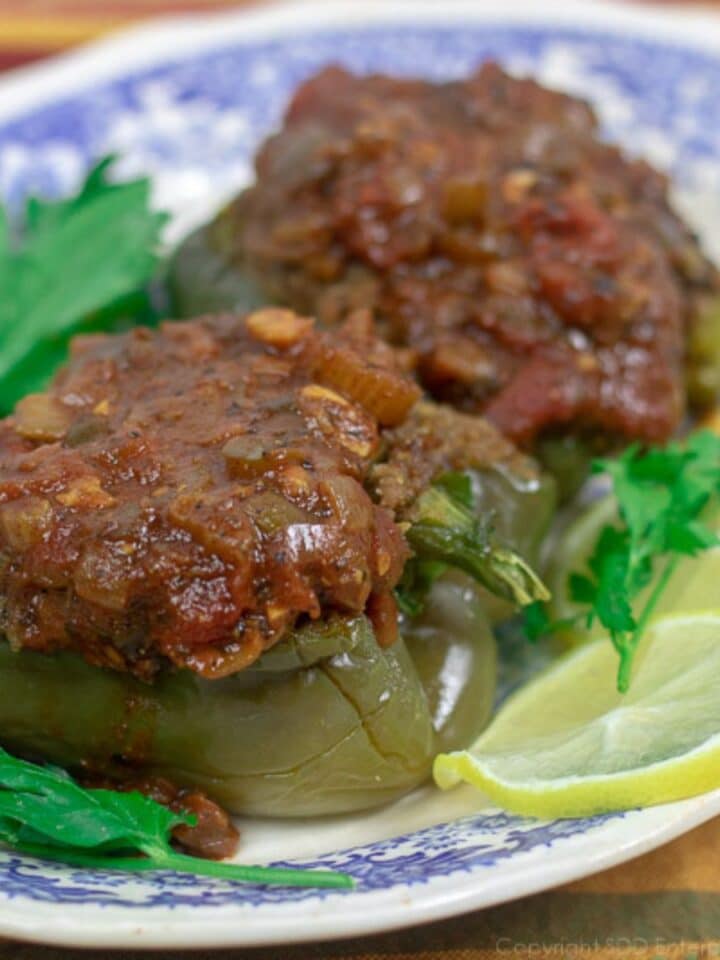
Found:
[434,612,720,818]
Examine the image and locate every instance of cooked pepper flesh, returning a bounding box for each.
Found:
[0,574,495,816]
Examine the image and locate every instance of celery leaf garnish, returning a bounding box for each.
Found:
[0,156,168,412]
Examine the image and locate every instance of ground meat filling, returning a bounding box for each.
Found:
[0,310,421,680]
[372,402,537,515]
[223,62,720,446]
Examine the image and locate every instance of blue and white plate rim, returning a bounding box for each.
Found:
[1,0,720,123]
[0,0,719,948]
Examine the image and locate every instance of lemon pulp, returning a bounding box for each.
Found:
[435,612,720,818]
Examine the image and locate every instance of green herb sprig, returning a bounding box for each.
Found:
[525,430,720,692]
[0,748,352,889]
[0,156,168,413]
[397,472,549,616]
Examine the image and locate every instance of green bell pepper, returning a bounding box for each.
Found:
[0,573,495,817]
[169,222,268,319]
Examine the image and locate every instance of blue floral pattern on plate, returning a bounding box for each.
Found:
[0,15,716,917]
[0,811,620,908]
[0,26,719,215]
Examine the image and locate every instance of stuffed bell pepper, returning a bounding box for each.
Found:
[170,64,720,500]
[0,308,551,816]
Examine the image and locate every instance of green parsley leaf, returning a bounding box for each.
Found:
[528,431,720,692]
[522,600,553,643]
[0,748,352,889]
[0,156,168,413]
[567,572,596,607]
[394,558,447,617]
[584,525,636,635]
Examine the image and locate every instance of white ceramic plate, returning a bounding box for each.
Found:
[0,0,719,948]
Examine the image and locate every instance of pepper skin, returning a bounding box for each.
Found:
[0,574,495,817]
[170,223,268,319]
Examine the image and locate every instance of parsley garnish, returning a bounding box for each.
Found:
[397,472,549,616]
[0,747,352,888]
[0,156,168,413]
[525,430,720,692]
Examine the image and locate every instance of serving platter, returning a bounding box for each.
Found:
[0,0,719,948]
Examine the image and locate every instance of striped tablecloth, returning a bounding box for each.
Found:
[0,2,719,957]
[0,0,257,71]
[1,0,710,72]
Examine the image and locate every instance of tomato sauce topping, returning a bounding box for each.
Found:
[224,63,719,446]
[0,311,419,679]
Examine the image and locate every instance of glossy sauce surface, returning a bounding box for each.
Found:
[0,311,417,678]
[224,63,720,446]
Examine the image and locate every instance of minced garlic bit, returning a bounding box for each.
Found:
[246,308,314,348]
[56,476,116,510]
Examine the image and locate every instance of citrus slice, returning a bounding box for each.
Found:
[548,496,720,646]
[434,612,720,818]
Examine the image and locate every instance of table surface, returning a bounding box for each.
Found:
[0,1,719,957]
[0,0,256,71]
[0,0,716,70]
